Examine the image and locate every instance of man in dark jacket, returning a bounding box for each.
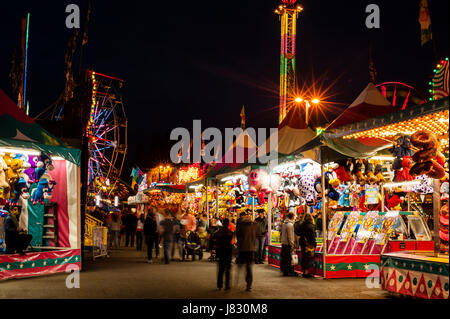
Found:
[298,213,317,278]
[236,213,256,291]
[144,212,158,263]
[214,218,233,290]
[254,210,267,264]
[4,209,32,255]
[125,211,138,247]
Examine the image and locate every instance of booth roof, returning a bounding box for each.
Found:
[0,89,81,165]
[327,82,393,130]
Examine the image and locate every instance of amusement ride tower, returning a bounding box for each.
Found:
[275,0,303,124]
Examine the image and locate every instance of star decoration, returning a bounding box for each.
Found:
[364,264,369,270]
[64,258,69,263]
[403,262,406,267]
[439,267,442,273]
[347,264,353,270]
[43,261,47,266]
[20,264,23,268]
[6,264,11,269]
[55,260,58,264]
[32,263,35,267]
[420,264,424,270]
[75,257,79,261]
[330,265,336,270]
[395,261,398,266]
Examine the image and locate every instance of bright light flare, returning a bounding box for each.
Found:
[311,98,320,104]
[294,97,303,103]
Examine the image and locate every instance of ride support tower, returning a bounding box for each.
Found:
[275,0,303,124]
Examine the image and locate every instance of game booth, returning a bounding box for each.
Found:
[263,87,448,299]
[0,89,81,280]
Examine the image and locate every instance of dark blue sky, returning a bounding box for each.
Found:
[1,0,448,171]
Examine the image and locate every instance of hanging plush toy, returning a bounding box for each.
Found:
[386,192,405,210]
[374,161,385,183]
[410,130,445,179]
[31,174,56,205]
[294,162,319,204]
[334,159,352,183]
[35,152,55,181]
[390,134,413,158]
[338,184,350,207]
[9,175,30,206]
[395,156,414,182]
[349,183,361,208]
[24,155,39,182]
[0,154,10,198]
[352,159,366,184]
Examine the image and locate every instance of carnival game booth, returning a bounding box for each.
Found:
[265,86,448,285]
[0,89,81,280]
[324,96,449,298]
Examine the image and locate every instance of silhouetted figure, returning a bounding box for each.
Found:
[215,218,233,290]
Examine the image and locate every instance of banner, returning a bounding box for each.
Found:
[374,211,399,246]
[339,211,360,242]
[327,211,345,240]
[355,211,379,243]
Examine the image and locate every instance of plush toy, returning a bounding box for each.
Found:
[410,130,445,179]
[247,169,281,195]
[338,184,350,207]
[349,183,361,208]
[387,193,404,210]
[394,156,414,182]
[390,134,413,158]
[294,163,318,204]
[35,152,55,181]
[374,161,385,183]
[352,159,366,184]
[31,174,56,205]
[24,155,39,182]
[334,159,352,183]
[0,209,8,217]
[9,175,31,205]
[0,154,10,198]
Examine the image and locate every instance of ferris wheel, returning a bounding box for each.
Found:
[376,81,427,110]
[87,70,127,198]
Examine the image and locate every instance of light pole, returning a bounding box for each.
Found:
[294,97,320,125]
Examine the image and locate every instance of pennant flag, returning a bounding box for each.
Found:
[419,0,432,46]
[240,105,245,129]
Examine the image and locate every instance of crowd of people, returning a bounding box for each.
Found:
[102,205,317,291]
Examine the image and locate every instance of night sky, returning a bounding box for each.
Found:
[1,0,449,175]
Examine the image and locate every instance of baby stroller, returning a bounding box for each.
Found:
[183,230,203,261]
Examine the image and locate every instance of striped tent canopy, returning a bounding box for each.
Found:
[0,89,80,165]
[258,103,316,159]
[327,83,392,130]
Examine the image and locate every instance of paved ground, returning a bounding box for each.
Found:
[0,247,389,299]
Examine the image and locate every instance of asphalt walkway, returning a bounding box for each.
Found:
[0,247,389,299]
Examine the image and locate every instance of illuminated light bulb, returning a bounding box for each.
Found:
[294,97,303,103]
[311,98,320,104]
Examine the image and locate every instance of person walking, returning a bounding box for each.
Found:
[160,211,174,264]
[280,212,298,276]
[171,216,183,261]
[298,213,317,278]
[144,212,158,263]
[154,208,164,259]
[136,213,145,251]
[254,210,268,264]
[125,211,138,247]
[214,218,233,290]
[108,213,121,249]
[236,213,256,291]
